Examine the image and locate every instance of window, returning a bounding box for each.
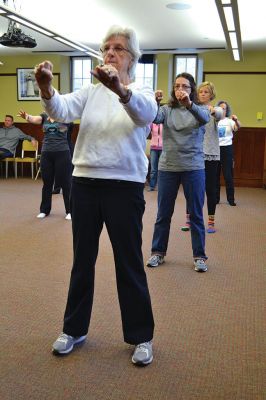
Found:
[135,55,154,88]
[71,57,92,91]
[71,55,155,90]
[174,55,197,80]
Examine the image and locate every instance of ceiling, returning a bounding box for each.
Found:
[0,0,265,59]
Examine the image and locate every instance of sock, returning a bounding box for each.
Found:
[207,215,216,232]
[181,214,190,231]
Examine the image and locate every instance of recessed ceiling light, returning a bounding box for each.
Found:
[166,3,192,10]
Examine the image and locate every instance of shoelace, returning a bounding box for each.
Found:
[196,259,205,264]
[57,333,71,343]
[135,343,149,355]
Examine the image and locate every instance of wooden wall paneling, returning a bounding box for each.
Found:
[1,122,79,177]
[233,127,266,187]
[2,123,266,186]
[263,132,266,189]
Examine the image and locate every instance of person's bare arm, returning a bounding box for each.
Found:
[17,110,42,125]
[231,114,241,131]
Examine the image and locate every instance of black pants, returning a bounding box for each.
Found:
[63,177,154,345]
[40,150,72,214]
[54,145,74,190]
[216,145,235,203]
[205,160,219,215]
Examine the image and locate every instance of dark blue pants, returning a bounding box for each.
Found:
[0,148,13,160]
[216,145,235,203]
[63,177,154,344]
[151,170,207,260]
[40,150,71,214]
[149,149,162,189]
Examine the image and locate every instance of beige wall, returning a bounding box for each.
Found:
[155,49,266,128]
[202,50,266,127]
[1,50,265,127]
[0,54,70,122]
[155,53,173,98]
[202,50,266,72]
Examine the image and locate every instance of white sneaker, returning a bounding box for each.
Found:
[52,332,87,355]
[193,258,208,272]
[132,341,153,365]
[37,213,46,219]
[146,254,164,268]
[65,213,71,220]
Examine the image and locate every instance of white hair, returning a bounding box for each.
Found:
[101,25,141,80]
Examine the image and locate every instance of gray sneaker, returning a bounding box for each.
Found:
[146,254,164,268]
[52,332,87,355]
[194,259,208,272]
[132,341,153,365]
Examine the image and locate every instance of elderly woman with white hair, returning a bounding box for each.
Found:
[34,25,157,365]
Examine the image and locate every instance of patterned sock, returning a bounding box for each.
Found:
[207,215,216,233]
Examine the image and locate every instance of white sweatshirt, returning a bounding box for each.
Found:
[41,82,157,183]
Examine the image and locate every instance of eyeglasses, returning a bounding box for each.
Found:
[100,45,132,56]
[174,84,191,90]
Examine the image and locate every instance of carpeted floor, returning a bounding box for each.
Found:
[0,179,265,400]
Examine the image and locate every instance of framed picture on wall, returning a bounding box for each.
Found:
[17,68,40,101]
[17,68,60,101]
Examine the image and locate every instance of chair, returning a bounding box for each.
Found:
[15,140,39,179]
[0,151,16,179]
[34,155,41,180]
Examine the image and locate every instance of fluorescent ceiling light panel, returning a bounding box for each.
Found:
[223,6,235,30]
[85,51,102,60]
[7,15,54,36]
[80,45,102,56]
[54,37,86,51]
[232,49,240,61]
[0,3,100,57]
[229,31,238,48]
